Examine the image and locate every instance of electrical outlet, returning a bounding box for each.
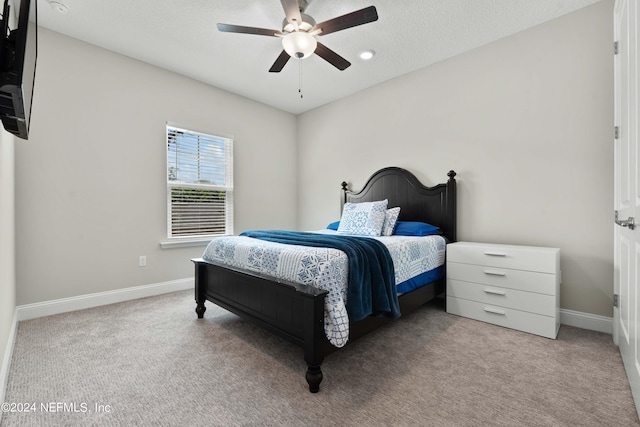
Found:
[139,256,146,267]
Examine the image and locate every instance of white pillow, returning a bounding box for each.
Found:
[337,200,388,236]
[381,207,401,236]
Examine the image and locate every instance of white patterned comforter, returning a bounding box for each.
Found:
[201,230,446,347]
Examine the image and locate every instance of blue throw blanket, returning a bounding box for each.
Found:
[239,230,400,322]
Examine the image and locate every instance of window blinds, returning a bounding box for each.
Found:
[167,125,233,238]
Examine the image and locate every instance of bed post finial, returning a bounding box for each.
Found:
[446,170,457,243]
[341,181,349,207]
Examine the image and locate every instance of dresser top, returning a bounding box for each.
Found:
[448,241,560,254]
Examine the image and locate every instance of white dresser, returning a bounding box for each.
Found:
[446,241,560,339]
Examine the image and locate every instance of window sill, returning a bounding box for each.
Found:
[160,237,214,249]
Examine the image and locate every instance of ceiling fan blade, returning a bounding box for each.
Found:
[315,6,379,36]
[280,0,303,27]
[314,42,350,71]
[217,23,282,37]
[269,50,291,73]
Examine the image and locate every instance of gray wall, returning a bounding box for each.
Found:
[15,28,298,305]
[297,0,614,317]
[0,129,15,397]
[13,0,615,321]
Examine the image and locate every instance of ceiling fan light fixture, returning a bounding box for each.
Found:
[282,31,317,59]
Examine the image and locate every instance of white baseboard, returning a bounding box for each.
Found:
[560,308,613,335]
[0,310,18,424]
[12,281,615,329]
[16,278,194,321]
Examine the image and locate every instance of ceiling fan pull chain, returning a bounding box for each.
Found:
[298,58,303,99]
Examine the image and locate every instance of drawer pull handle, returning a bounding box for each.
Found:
[484,251,507,257]
[484,307,506,315]
[484,288,506,296]
[484,269,506,277]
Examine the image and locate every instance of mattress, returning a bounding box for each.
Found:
[202,231,446,347]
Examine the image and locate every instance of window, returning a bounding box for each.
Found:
[166,124,233,239]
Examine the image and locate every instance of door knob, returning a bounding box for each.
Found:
[615,210,635,230]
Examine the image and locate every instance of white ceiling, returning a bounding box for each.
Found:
[33,0,603,114]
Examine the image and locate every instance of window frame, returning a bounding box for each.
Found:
[164,123,233,245]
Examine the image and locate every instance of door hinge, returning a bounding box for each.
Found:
[614,41,619,55]
[614,294,620,308]
[615,126,620,139]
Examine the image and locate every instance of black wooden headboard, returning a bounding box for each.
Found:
[341,167,457,242]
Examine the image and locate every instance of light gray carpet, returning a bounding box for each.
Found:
[1,290,638,426]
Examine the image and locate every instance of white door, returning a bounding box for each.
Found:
[614,0,640,412]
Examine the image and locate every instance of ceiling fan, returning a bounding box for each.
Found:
[217,0,378,72]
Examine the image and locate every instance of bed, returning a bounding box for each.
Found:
[192,166,457,392]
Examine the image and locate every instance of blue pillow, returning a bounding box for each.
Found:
[327,221,340,230]
[393,221,441,236]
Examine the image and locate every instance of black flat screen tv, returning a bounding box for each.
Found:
[0,0,37,140]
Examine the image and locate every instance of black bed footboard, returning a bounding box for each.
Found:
[193,258,331,392]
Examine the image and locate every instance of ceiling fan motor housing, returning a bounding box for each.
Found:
[282,13,316,33]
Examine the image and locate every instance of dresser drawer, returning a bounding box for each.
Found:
[447,296,559,339]
[447,279,556,316]
[447,242,559,274]
[447,262,557,295]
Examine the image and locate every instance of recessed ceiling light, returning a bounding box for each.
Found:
[49,1,69,15]
[359,50,376,60]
